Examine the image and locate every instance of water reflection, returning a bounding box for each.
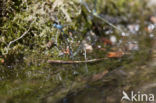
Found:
[57,37,156,103]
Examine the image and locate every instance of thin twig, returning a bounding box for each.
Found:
[4,20,35,54]
[48,52,131,64]
[93,13,124,33]
[80,0,124,33]
[47,57,108,64]
[84,48,88,72]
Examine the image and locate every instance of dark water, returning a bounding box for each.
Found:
[58,37,156,103]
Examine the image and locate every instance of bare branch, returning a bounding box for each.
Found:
[47,57,108,64]
[4,20,35,54]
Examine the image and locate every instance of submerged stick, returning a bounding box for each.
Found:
[47,57,108,64]
[48,52,130,64]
